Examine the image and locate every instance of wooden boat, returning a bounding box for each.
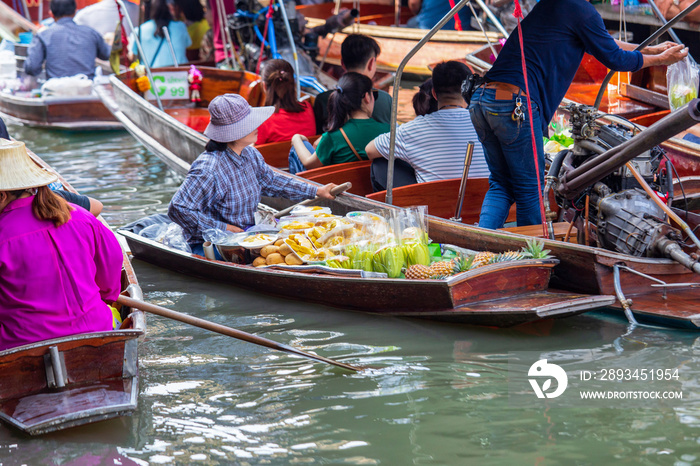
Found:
[0,152,146,436]
[298,2,502,76]
[119,214,614,327]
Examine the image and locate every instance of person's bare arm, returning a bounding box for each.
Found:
[365,140,384,160]
[88,197,103,216]
[614,39,678,54]
[292,134,323,170]
[408,0,422,15]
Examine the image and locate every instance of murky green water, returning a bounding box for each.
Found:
[1,123,699,465]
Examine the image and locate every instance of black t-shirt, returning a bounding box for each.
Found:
[0,118,9,140]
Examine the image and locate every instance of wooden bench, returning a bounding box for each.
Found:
[255,135,321,169]
[297,161,374,196]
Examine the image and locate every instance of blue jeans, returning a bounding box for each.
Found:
[468,87,545,229]
[288,141,315,174]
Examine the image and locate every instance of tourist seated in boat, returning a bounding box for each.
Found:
[413,78,438,117]
[255,59,316,145]
[0,140,123,351]
[24,0,111,80]
[407,0,474,30]
[366,61,488,191]
[128,0,191,67]
[169,0,211,62]
[469,0,687,230]
[74,0,140,39]
[168,94,337,256]
[289,72,390,174]
[313,34,392,134]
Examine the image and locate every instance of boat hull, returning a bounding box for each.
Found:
[120,229,614,327]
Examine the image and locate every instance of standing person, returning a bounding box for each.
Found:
[407,0,473,30]
[313,34,392,134]
[290,72,390,173]
[24,0,111,80]
[168,94,337,254]
[256,59,316,145]
[0,140,123,351]
[207,0,236,67]
[366,61,488,190]
[469,0,687,229]
[128,0,191,67]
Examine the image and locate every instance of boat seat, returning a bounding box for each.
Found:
[501,221,578,242]
[255,135,321,169]
[164,107,211,132]
[297,161,373,196]
[367,178,516,224]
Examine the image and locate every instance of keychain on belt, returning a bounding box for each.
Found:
[512,97,525,121]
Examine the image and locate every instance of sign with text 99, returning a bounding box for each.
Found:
[145,71,190,101]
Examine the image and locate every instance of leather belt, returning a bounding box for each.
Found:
[484,81,526,99]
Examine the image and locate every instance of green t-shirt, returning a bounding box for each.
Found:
[315,118,391,166]
[313,89,392,134]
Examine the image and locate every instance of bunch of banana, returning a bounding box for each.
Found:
[372,244,405,278]
[403,241,430,267]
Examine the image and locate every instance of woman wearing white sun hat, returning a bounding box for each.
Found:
[168,94,337,254]
[0,140,123,351]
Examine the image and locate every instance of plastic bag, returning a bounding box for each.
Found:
[202,228,243,246]
[667,57,699,111]
[162,223,192,253]
[41,74,93,97]
[139,223,169,240]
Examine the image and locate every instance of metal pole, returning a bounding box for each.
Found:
[593,0,700,110]
[277,0,301,100]
[468,2,499,59]
[215,0,233,68]
[451,142,475,222]
[115,0,163,111]
[471,0,509,38]
[386,0,472,205]
[162,26,178,66]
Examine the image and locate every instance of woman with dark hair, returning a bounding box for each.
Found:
[128,0,190,67]
[0,140,123,351]
[256,59,316,145]
[412,78,438,116]
[289,72,389,173]
[170,0,210,56]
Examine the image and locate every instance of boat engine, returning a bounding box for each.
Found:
[549,101,700,272]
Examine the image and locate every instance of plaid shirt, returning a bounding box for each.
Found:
[168,146,317,243]
[24,17,111,79]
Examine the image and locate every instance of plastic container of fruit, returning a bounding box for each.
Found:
[277,216,315,236]
[238,232,278,249]
[289,205,332,216]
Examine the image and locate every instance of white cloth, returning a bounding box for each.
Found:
[372,108,489,183]
[74,0,140,37]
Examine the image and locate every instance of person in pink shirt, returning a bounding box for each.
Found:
[0,140,124,351]
[256,59,316,145]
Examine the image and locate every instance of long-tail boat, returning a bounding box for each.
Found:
[0,151,146,436]
[0,3,121,131]
[298,2,502,76]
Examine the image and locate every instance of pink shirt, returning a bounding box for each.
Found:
[0,196,123,351]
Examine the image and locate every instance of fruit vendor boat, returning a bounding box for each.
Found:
[0,152,146,436]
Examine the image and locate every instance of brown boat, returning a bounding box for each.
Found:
[298,2,501,77]
[0,152,146,436]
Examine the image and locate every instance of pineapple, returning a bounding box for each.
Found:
[472,251,496,268]
[451,255,475,275]
[489,250,525,263]
[521,238,552,259]
[405,264,431,280]
[429,260,454,277]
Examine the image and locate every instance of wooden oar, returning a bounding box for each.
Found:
[117,295,360,372]
[274,182,352,218]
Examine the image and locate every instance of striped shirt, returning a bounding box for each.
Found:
[372,108,489,183]
[168,146,317,243]
[24,17,110,79]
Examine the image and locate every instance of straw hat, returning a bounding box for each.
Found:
[203,94,275,143]
[0,139,58,191]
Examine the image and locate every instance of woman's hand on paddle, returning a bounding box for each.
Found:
[226,224,244,233]
[644,41,677,55]
[316,183,337,200]
[657,43,688,65]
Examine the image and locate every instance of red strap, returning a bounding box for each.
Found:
[256,7,275,74]
[447,0,463,32]
[513,0,547,236]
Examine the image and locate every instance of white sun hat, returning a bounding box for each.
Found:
[0,139,58,191]
[203,94,275,143]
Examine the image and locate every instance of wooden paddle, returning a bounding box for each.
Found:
[117,295,360,372]
[274,182,352,218]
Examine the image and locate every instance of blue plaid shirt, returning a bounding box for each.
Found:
[168,146,318,243]
[25,17,110,79]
